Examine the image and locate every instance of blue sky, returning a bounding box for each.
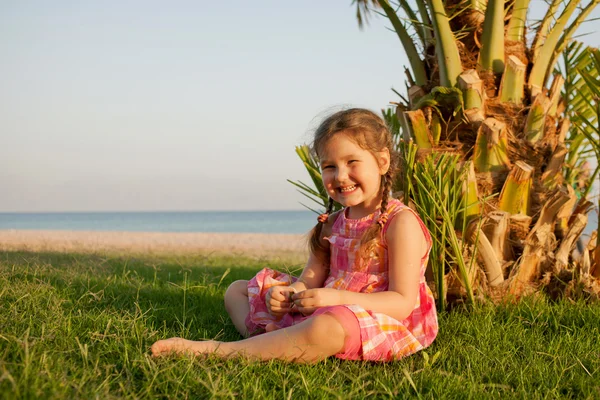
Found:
[1,1,599,212]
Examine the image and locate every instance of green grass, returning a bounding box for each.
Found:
[1,251,599,399]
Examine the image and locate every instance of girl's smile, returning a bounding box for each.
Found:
[338,184,357,193]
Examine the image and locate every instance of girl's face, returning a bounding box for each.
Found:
[319,132,390,219]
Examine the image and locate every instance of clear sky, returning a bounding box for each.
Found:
[1,1,599,212]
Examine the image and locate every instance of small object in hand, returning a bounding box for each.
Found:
[288,287,297,307]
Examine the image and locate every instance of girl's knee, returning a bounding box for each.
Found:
[305,314,346,352]
[224,280,248,307]
[226,280,248,295]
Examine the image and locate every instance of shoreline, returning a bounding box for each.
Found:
[0,229,309,260]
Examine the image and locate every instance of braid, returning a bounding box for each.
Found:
[326,197,334,214]
[380,172,392,217]
[308,197,335,257]
[357,173,393,264]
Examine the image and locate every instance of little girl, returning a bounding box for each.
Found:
[151,108,438,362]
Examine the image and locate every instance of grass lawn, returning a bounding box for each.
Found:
[1,250,599,399]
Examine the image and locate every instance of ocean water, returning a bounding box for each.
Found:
[0,210,597,235]
[583,210,599,236]
[0,211,316,234]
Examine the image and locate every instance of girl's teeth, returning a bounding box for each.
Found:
[340,185,356,192]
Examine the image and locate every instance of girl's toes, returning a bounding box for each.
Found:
[151,340,167,356]
[151,337,184,356]
[151,338,218,357]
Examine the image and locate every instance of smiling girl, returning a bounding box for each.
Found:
[151,108,438,362]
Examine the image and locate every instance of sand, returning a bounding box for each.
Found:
[0,229,309,260]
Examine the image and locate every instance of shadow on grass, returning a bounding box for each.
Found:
[1,250,301,282]
[1,250,303,341]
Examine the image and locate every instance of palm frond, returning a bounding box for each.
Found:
[557,44,600,195]
[351,0,381,29]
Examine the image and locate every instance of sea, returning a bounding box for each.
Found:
[0,211,317,234]
[0,210,596,235]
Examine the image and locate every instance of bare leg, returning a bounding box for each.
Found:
[224,280,251,337]
[151,313,347,363]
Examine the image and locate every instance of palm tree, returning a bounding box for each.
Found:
[292,0,600,307]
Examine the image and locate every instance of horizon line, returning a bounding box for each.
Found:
[0,209,314,214]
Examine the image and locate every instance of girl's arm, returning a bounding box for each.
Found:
[289,211,340,292]
[289,251,327,292]
[293,210,427,321]
[266,213,338,316]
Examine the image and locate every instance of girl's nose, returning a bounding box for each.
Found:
[335,167,349,182]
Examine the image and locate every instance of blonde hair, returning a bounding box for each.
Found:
[308,108,399,264]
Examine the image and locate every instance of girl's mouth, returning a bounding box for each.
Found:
[338,185,357,193]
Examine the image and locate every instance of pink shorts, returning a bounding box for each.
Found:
[313,305,362,359]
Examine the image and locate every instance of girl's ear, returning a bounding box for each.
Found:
[378,148,391,175]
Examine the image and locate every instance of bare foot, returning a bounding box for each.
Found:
[151,337,217,357]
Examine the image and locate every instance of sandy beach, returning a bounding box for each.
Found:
[0,229,309,260]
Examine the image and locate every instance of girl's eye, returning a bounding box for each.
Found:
[349,160,358,164]
[322,165,334,170]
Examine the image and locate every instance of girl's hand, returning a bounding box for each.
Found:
[265,286,296,318]
[291,288,342,316]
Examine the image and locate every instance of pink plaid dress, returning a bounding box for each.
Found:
[245,198,438,361]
